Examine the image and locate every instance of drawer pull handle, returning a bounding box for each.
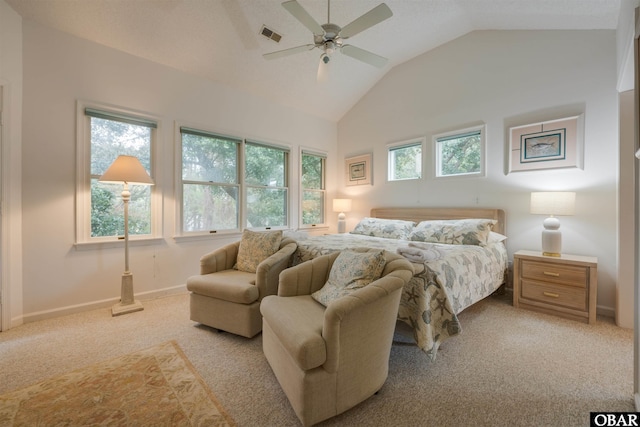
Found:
[543,271,560,277]
[543,291,560,298]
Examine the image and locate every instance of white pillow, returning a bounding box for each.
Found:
[488,231,507,244]
[311,250,386,307]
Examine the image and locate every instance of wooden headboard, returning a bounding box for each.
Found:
[370,207,506,236]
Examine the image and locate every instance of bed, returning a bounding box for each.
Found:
[289,207,508,360]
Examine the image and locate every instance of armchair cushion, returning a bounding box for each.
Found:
[311,249,386,307]
[235,229,283,273]
[187,270,259,304]
[260,294,326,371]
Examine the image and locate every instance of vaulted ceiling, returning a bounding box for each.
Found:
[6,0,621,121]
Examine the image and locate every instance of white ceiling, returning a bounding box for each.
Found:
[6,0,622,122]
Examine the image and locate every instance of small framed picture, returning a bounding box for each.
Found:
[521,129,566,163]
[345,154,372,186]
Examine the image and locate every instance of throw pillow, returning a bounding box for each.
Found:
[235,229,283,273]
[409,219,496,246]
[312,249,386,307]
[350,217,416,240]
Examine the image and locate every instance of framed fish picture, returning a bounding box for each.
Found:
[509,115,583,173]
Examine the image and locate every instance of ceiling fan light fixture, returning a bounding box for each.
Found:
[324,41,335,55]
[321,53,330,64]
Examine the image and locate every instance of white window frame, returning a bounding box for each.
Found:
[75,101,162,248]
[433,124,486,180]
[244,139,290,231]
[174,122,292,239]
[387,137,425,182]
[299,148,327,230]
[177,124,243,237]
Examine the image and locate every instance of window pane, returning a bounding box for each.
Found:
[245,144,286,187]
[301,152,325,226]
[302,190,324,225]
[438,132,481,176]
[91,180,151,237]
[183,183,239,231]
[90,117,151,175]
[182,133,238,183]
[89,115,152,238]
[246,188,287,227]
[389,144,421,180]
[302,153,323,189]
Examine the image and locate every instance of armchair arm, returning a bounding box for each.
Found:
[322,264,412,373]
[277,252,340,297]
[255,241,298,299]
[199,241,240,275]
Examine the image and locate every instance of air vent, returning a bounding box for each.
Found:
[260,25,282,43]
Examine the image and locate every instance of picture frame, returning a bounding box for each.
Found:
[509,115,583,173]
[345,153,372,186]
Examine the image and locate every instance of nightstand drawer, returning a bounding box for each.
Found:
[521,260,588,288]
[521,280,587,311]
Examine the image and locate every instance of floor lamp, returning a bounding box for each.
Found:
[99,155,154,316]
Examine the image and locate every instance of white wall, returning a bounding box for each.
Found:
[615,1,639,332]
[616,0,639,92]
[19,21,337,319]
[619,89,634,328]
[0,0,24,329]
[338,30,620,317]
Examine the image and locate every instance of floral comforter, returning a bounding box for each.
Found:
[290,233,508,359]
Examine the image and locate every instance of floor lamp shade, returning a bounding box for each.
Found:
[99,155,154,316]
[99,155,154,185]
[530,192,575,257]
[333,198,352,234]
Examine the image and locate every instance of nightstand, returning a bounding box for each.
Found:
[513,250,597,324]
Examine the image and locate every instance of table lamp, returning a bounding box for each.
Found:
[333,198,352,233]
[530,191,575,257]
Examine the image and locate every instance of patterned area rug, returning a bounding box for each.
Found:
[0,341,235,426]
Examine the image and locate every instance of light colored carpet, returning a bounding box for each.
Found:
[0,292,633,426]
[0,340,235,426]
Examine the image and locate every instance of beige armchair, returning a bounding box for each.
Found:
[187,237,296,338]
[260,249,414,426]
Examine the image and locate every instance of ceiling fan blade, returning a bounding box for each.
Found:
[340,3,393,39]
[341,45,388,68]
[282,0,324,35]
[264,44,316,60]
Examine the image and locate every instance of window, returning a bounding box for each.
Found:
[300,150,326,228]
[78,106,158,244]
[180,127,241,233]
[434,125,485,178]
[245,141,289,229]
[387,138,424,181]
[178,126,290,235]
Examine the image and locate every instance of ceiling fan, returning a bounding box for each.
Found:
[264,0,393,80]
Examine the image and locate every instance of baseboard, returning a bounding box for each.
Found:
[596,304,616,319]
[22,284,188,324]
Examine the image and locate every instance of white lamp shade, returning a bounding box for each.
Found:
[99,155,154,185]
[333,198,352,213]
[530,192,575,216]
